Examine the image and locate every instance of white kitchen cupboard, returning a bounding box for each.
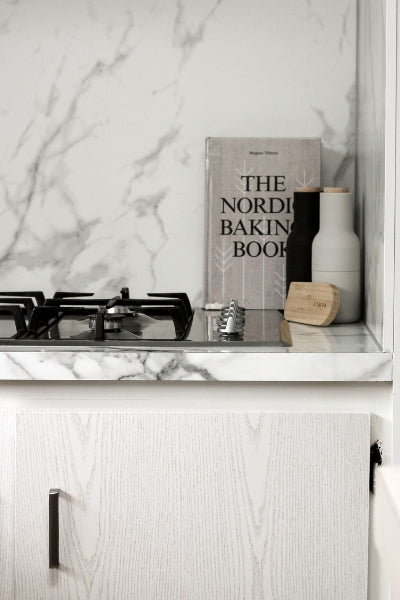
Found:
[0,411,15,599]
[11,410,370,600]
[374,467,400,598]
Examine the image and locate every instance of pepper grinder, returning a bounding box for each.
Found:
[286,186,320,295]
[312,187,360,323]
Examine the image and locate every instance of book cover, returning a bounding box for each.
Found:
[205,137,321,309]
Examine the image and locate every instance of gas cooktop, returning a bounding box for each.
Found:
[0,288,288,349]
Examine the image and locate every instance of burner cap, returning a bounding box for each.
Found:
[106,305,131,315]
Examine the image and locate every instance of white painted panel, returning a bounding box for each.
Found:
[357,0,396,349]
[382,0,396,351]
[373,467,400,599]
[0,411,15,599]
[15,412,369,599]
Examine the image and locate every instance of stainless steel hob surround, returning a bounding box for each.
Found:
[0,287,287,349]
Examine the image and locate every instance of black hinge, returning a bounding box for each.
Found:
[370,441,383,493]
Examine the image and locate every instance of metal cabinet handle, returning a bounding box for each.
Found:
[49,489,60,568]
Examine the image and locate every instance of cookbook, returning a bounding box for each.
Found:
[205,137,321,308]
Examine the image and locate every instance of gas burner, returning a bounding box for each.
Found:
[88,290,138,332]
[0,288,193,343]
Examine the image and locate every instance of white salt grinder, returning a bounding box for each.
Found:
[312,187,360,323]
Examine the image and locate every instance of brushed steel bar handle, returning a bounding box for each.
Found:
[49,489,60,568]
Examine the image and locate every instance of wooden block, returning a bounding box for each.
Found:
[284,282,340,326]
[280,318,292,346]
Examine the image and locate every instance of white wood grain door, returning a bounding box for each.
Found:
[15,412,370,600]
[0,411,15,599]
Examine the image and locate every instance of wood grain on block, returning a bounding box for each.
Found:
[284,282,340,326]
[373,467,400,599]
[280,318,292,346]
[15,412,369,599]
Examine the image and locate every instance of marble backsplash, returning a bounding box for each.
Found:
[0,0,356,305]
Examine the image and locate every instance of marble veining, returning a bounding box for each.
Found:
[0,321,391,382]
[0,347,391,382]
[0,0,356,307]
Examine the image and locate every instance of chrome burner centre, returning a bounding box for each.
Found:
[88,312,127,332]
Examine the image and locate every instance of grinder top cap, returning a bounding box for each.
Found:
[323,187,349,193]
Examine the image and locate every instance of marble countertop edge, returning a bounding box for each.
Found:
[0,349,392,382]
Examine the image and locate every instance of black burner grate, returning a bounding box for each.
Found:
[0,288,193,342]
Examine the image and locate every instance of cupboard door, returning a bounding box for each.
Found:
[0,411,15,599]
[15,412,369,600]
